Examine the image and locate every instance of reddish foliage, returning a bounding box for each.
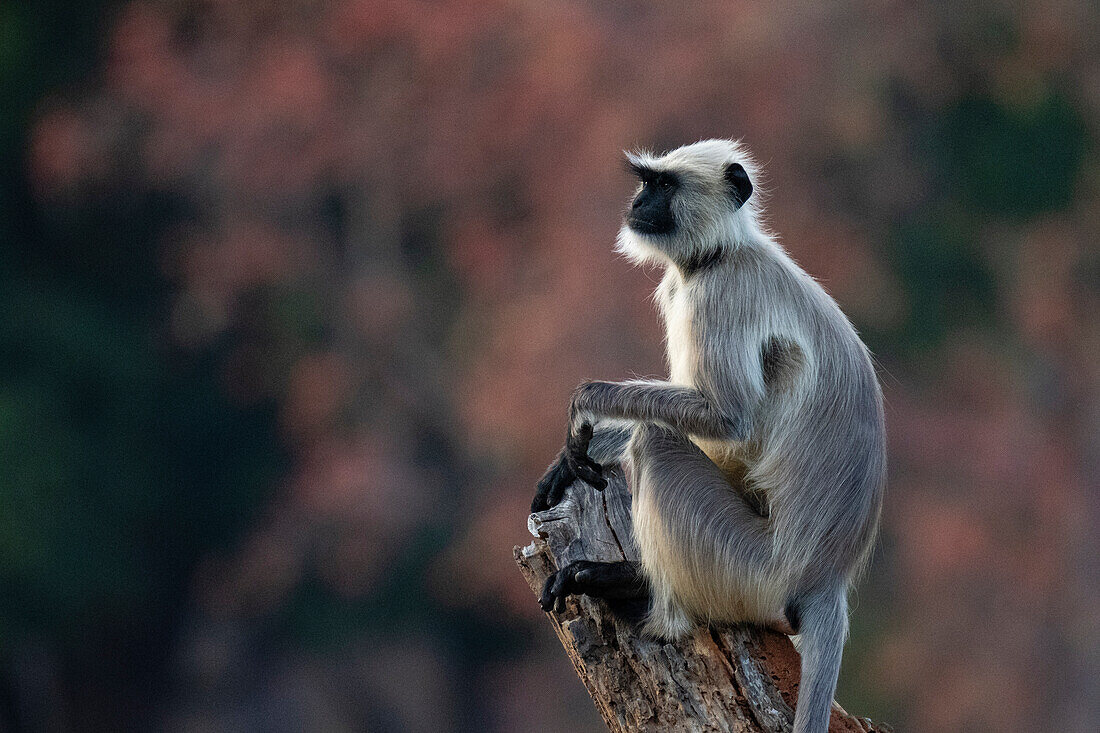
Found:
[30,1,1100,730]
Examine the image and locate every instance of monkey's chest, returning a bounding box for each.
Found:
[663,294,697,387]
[662,300,745,476]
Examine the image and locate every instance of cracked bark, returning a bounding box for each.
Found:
[514,465,891,733]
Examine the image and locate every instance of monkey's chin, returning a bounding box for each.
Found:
[615,225,670,266]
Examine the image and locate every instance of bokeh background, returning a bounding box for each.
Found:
[2,1,1098,731]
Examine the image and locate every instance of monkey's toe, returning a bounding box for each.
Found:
[538,573,559,612]
[539,562,593,613]
[539,568,574,613]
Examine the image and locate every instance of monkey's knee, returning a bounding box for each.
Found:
[587,421,633,466]
[629,423,684,462]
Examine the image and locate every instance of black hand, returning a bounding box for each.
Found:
[531,451,574,512]
[530,424,607,513]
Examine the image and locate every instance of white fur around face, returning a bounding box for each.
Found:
[616,139,765,267]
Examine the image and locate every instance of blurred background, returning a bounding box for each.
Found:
[1,1,1098,731]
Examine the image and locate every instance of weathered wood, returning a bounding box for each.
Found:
[515,466,891,733]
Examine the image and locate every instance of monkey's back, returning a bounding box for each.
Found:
[748,248,884,585]
[668,245,886,586]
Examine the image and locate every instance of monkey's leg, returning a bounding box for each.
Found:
[585,419,634,466]
[630,424,791,639]
[539,560,650,625]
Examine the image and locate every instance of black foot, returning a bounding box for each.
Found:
[538,560,647,613]
[604,596,651,626]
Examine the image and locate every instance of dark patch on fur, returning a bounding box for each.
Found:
[760,336,803,391]
[784,598,802,635]
[677,247,725,278]
[742,487,770,518]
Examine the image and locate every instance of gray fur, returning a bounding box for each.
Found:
[565,140,885,733]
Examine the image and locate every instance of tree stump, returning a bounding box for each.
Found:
[514,464,891,733]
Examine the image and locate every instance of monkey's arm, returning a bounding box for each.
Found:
[532,378,761,512]
[568,379,751,442]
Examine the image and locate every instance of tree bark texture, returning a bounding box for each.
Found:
[514,464,891,733]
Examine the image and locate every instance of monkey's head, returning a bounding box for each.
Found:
[617,139,758,269]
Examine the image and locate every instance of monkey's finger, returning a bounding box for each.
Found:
[572,459,605,489]
[532,478,558,512]
[531,482,551,513]
[533,457,571,511]
[546,473,571,508]
[549,567,575,613]
[538,572,559,611]
[579,455,607,489]
[545,459,575,507]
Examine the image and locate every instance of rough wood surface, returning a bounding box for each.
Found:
[514,465,891,733]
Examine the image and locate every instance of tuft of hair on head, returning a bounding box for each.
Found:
[622,150,653,180]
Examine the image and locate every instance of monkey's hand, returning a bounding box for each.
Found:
[531,422,606,512]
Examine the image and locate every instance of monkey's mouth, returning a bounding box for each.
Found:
[626,214,674,235]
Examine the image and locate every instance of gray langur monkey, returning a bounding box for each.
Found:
[531,139,885,733]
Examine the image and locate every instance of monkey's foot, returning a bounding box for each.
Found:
[539,560,647,614]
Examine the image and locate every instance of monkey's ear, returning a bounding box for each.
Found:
[724,163,753,208]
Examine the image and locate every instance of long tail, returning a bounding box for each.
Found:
[792,588,848,733]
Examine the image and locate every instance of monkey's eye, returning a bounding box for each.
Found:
[655,175,676,192]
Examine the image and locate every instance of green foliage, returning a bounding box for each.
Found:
[940,92,1087,217]
[883,88,1088,353]
[0,1,105,154]
[0,1,286,716]
[0,273,286,648]
[887,212,997,351]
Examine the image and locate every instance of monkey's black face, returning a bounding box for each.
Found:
[627,167,678,236]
